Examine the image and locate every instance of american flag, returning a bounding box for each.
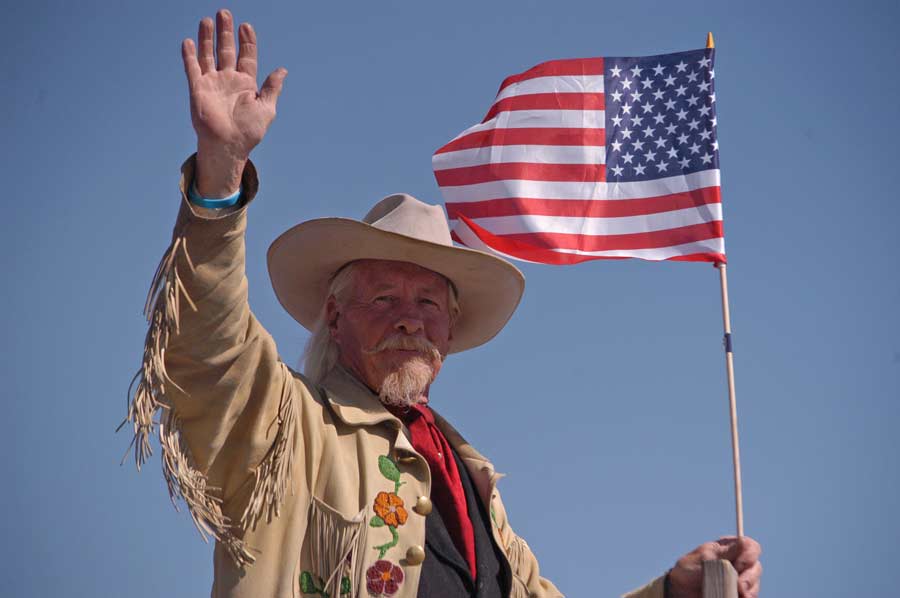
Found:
[432,49,724,265]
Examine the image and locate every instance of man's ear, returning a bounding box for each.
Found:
[325,296,340,339]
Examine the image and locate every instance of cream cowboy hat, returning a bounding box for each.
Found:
[267,193,525,353]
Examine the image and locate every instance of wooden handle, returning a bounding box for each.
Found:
[702,559,738,598]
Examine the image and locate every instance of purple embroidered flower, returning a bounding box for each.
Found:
[366,560,404,597]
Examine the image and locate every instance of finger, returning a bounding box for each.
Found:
[720,537,762,572]
[260,67,288,106]
[216,9,236,70]
[738,560,762,592]
[181,39,201,88]
[236,23,257,80]
[198,17,215,74]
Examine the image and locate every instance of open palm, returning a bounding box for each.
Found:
[182,11,286,159]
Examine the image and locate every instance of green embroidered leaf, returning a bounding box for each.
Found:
[370,515,385,528]
[491,505,499,528]
[340,575,351,595]
[299,571,316,594]
[378,455,401,482]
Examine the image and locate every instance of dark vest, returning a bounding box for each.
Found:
[415,449,513,598]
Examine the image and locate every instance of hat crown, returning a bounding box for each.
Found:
[363,193,453,247]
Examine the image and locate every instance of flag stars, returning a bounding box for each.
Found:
[677,132,690,145]
[686,95,700,107]
[645,149,657,162]
[664,99,677,111]
[641,101,654,113]
[712,140,719,151]
[632,115,644,127]
[611,115,623,127]
[654,136,668,149]
[675,60,688,72]
[665,123,677,135]
[698,105,711,117]
[652,89,665,101]
[653,113,666,125]
[656,161,669,172]
[698,80,711,92]
[675,85,687,96]
[621,127,633,139]
[622,78,633,90]
[675,108,688,121]
[687,118,701,131]
[610,65,622,77]
[688,142,701,154]
[634,163,647,175]
[632,139,645,151]
[622,152,635,164]
[611,165,624,176]
[642,125,654,137]
[666,147,678,159]
[709,92,716,103]
[686,70,699,83]
[679,156,691,169]
[641,77,654,89]
[630,64,643,77]
[652,63,665,76]
[699,129,712,141]
[700,152,713,165]
[698,56,711,68]
[664,74,677,87]
[630,91,643,103]
[611,139,623,152]
[611,90,623,102]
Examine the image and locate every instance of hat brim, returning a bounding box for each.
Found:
[267,218,525,353]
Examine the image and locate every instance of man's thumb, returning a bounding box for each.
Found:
[260,68,288,106]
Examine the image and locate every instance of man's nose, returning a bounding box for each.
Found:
[394,315,424,336]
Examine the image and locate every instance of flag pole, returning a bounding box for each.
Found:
[707,31,745,539]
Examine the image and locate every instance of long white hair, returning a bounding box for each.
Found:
[301,261,461,386]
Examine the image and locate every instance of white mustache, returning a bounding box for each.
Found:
[366,335,441,361]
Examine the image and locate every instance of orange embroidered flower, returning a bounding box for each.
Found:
[373,492,408,527]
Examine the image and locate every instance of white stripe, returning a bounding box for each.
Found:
[449,203,722,236]
[454,109,605,137]
[439,169,720,200]
[454,219,724,262]
[550,237,726,260]
[432,145,606,170]
[494,75,604,103]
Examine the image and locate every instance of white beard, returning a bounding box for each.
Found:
[378,356,435,408]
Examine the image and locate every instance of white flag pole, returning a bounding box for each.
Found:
[708,32,745,539]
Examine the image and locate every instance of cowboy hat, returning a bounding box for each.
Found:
[267,193,524,353]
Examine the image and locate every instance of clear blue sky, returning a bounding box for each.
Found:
[3,1,898,596]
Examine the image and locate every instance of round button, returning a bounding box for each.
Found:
[413,496,433,515]
[406,545,426,565]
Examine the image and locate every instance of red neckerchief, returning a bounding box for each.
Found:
[387,403,477,579]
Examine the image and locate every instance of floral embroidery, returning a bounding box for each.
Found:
[366,560,404,597]
[373,492,408,528]
[299,571,351,597]
[370,455,407,558]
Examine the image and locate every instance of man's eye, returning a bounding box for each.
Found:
[419,298,439,308]
[374,296,393,304]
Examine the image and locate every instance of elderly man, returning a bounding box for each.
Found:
[125,9,762,598]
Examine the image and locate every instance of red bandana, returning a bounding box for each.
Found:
[388,403,477,579]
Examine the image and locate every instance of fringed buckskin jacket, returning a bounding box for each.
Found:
[124,155,666,598]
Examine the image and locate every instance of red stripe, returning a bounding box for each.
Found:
[435,163,606,187]
[436,128,605,154]
[445,187,721,220]
[454,217,725,264]
[498,58,604,93]
[482,93,605,122]
[497,221,723,251]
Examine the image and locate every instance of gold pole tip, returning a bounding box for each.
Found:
[706,32,715,49]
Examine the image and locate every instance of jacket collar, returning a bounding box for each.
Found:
[320,365,505,504]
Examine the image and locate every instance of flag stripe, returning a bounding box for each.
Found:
[433,145,607,169]
[453,216,725,263]
[458,109,605,135]
[498,221,724,251]
[435,162,606,187]
[435,128,606,153]
[440,169,720,202]
[497,58,605,93]
[449,203,722,236]
[483,92,605,122]
[444,186,721,219]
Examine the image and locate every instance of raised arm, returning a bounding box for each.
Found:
[122,10,295,567]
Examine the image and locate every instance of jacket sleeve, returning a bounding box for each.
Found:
[123,153,306,567]
[489,486,564,598]
[622,575,667,598]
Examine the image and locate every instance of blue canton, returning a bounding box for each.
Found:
[605,49,718,182]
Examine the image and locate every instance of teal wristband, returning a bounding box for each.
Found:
[188,179,242,208]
